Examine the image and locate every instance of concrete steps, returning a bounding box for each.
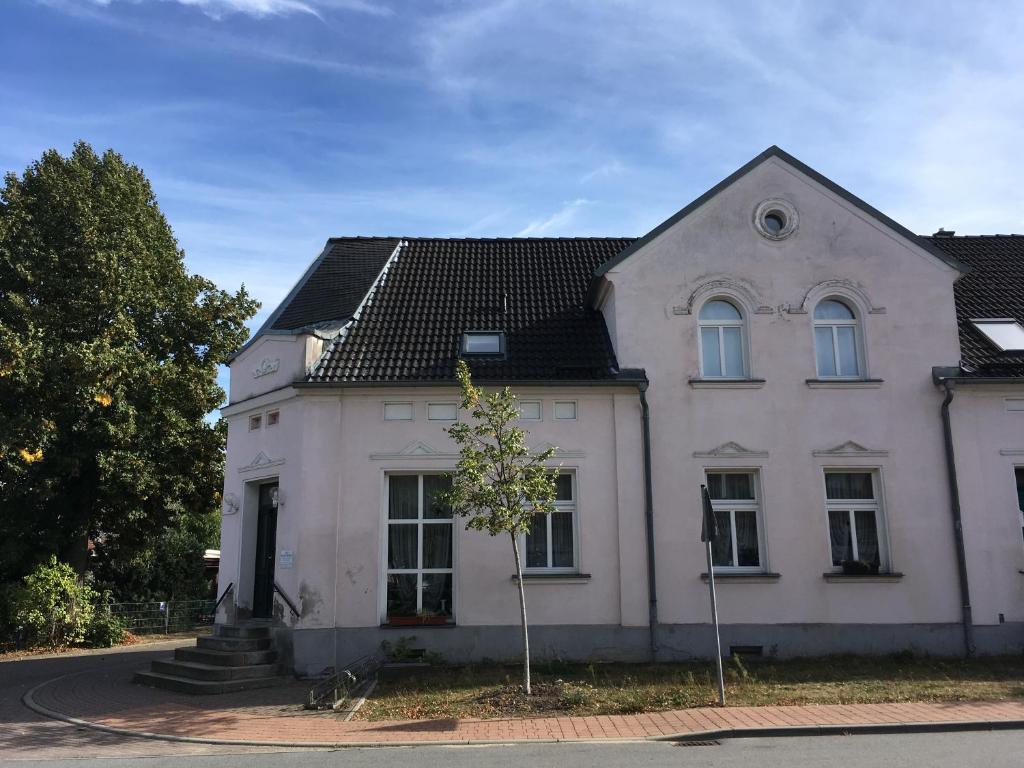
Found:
[134,623,288,695]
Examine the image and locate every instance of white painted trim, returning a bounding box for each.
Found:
[693,442,769,459]
[238,452,285,474]
[813,441,890,458]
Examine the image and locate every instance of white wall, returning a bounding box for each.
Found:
[948,386,1024,627]
[599,156,966,627]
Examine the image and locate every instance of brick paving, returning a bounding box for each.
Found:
[22,653,1024,746]
[0,640,305,761]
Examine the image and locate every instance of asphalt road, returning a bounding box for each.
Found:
[3,731,1024,768]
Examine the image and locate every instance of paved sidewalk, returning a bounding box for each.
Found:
[21,654,1024,747]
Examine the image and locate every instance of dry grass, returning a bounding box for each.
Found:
[356,654,1024,721]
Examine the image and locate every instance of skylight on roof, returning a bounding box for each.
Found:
[462,331,504,356]
[971,319,1024,352]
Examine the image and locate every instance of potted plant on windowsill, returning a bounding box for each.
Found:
[840,559,880,575]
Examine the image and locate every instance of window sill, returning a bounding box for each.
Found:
[700,572,780,583]
[689,378,766,389]
[382,620,456,629]
[512,573,592,584]
[822,571,903,583]
[805,378,884,389]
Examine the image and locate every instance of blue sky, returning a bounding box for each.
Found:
[4,0,1024,404]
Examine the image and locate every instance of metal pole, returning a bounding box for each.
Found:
[164,601,170,634]
[704,540,726,705]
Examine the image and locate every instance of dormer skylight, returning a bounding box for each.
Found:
[971,319,1024,352]
[462,331,505,356]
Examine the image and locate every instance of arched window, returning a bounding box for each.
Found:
[699,299,746,378]
[813,298,861,378]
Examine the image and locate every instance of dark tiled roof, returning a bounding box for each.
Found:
[928,235,1024,378]
[309,237,635,382]
[271,238,399,330]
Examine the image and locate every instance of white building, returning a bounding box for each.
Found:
[217,147,1024,675]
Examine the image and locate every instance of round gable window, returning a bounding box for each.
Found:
[754,199,798,240]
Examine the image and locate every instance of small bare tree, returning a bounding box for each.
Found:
[438,360,557,695]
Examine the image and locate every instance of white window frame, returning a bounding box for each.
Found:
[518,399,543,422]
[248,414,262,431]
[705,469,764,572]
[426,402,458,422]
[382,472,456,623]
[266,409,280,427]
[553,400,577,421]
[521,470,579,574]
[971,319,1024,352]
[461,331,505,356]
[698,298,748,379]
[383,401,414,421]
[823,469,888,571]
[812,297,864,379]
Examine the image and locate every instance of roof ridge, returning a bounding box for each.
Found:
[326,235,638,243]
[926,234,1024,239]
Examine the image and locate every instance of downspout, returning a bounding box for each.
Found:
[939,379,975,657]
[637,383,659,659]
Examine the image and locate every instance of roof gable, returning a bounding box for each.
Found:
[588,146,967,302]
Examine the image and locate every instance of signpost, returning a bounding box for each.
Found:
[701,484,726,705]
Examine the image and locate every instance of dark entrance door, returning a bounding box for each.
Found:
[252,482,278,619]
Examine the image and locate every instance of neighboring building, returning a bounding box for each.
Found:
[217,147,1024,675]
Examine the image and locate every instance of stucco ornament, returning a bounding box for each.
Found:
[753,198,799,240]
[222,492,240,515]
[252,357,280,378]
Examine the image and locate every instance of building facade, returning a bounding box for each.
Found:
[217,147,1024,676]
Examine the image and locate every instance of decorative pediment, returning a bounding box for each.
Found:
[530,442,586,459]
[238,451,285,473]
[370,441,459,461]
[812,441,889,458]
[671,278,773,317]
[789,279,885,315]
[693,442,769,459]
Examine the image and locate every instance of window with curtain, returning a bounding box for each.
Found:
[824,470,885,572]
[699,299,746,378]
[813,298,861,378]
[385,474,454,623]
[706,470,762,570]
[523,472,577,572]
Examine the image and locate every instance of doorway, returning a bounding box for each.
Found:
[252,482,279,619]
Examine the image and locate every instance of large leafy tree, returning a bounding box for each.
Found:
[0,142,257,584]
[439,361,558,695]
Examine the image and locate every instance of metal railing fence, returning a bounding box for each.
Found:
[106,598,216,635]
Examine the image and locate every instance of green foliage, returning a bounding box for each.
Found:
[0,142,258,584]
[84,591,128,648]
[438,360,559,537]
[91,505,220,602]
[14,556,97,647]
[437,361,559,695]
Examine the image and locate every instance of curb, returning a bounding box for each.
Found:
[23,674,1024,750]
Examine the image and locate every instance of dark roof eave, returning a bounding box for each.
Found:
[295,371,649,390]
[932,366,1024,385]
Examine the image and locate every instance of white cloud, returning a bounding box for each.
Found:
[516,199,592,237]
[47,0,391,20]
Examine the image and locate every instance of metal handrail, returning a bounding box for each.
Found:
[274,582,300,617]
[213,582,234,613]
